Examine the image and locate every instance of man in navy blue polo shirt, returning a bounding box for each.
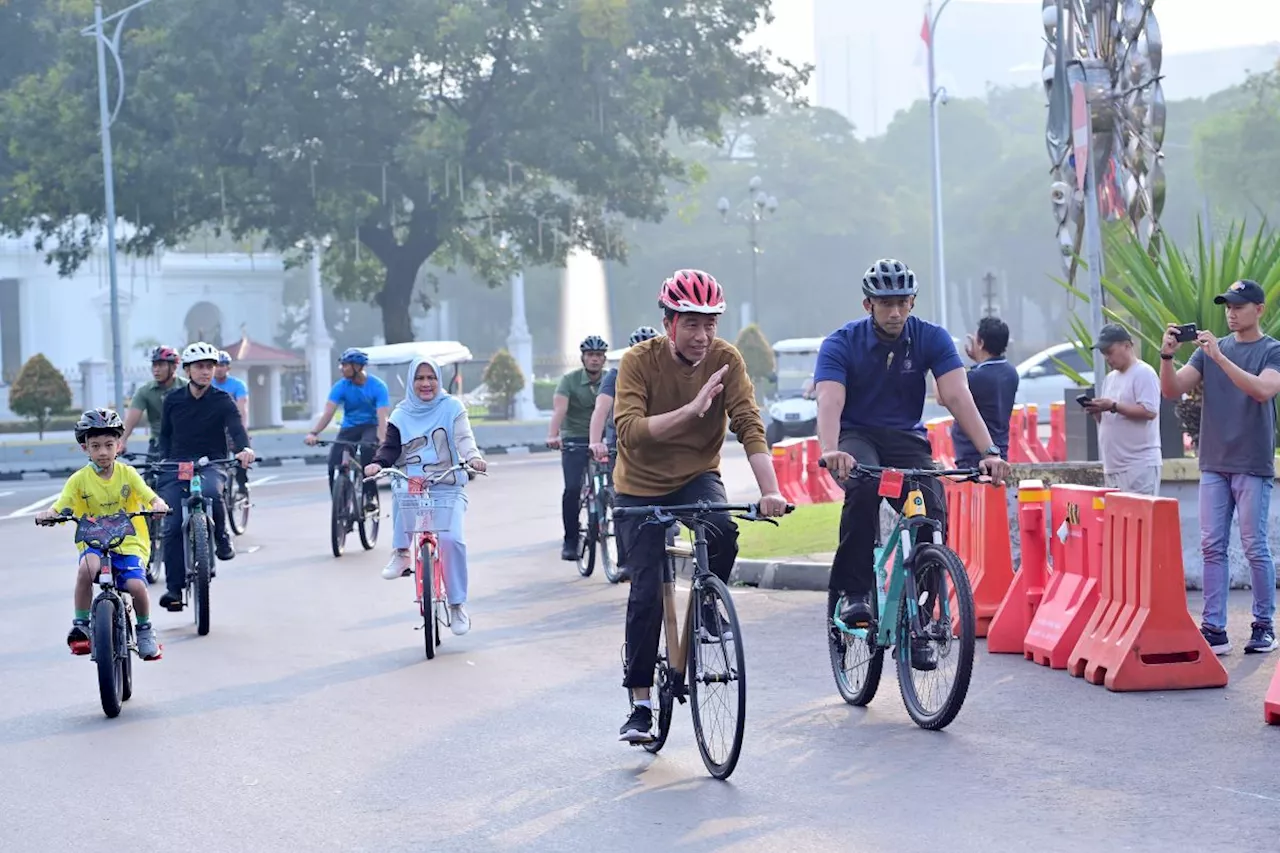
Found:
[815,259,1010,669]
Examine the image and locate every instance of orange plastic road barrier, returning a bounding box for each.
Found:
[803,438,842,504]
[1023,485,1113,668]
[1022,404,1051,463]
[1067,493,1228,691]
[942,480,1014,637]
[1265,660,1280,724]
[926,417,956,467]
[986,481,1050,653]
[1049,402,1070,461]
[771,441,811,506]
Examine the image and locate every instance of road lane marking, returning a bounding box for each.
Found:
[7,492,62,518]
[250,475,278,486]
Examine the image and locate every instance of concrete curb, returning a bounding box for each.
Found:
[671,554,829,592]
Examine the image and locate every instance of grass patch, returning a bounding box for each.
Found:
[735,501,841,559]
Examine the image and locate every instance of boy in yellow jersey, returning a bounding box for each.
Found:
[37,409,169,659]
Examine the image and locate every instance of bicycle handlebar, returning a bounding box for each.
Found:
[137,456,246,470]
[312,439,379,450]
[613,501,795,524]
[817,458,984,481]
[36,508,166,527]
[363,462,487,485]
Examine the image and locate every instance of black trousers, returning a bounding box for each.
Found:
[615,472,738,689]
[328,424,379,502]
[829,428,946,595]
[560,443,591,544]
[158,468,229,598]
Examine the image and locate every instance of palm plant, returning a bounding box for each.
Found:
[1058,218,1280,445]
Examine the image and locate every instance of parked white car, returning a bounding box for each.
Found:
[1015,342,1095,412]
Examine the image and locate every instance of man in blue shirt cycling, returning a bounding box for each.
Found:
[304,348,391,509]
[214,350,252,491]
[815,259,1010,668]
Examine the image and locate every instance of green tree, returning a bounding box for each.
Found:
[9,353,73,439]
[0,0,805,343]
[734,324,774,399]
[1194,65,1280,223]
[481,349,525,421]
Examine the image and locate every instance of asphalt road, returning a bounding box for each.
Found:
[1,448,1277,853]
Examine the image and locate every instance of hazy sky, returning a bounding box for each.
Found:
[757,0,1280,100]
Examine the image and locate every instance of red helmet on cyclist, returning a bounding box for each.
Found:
[658,270,725,315]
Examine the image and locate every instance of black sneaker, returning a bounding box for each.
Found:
[619,705,654,743]
[561,541,578,561]
[1201,624,1231,655]
[1245,622,1278,654]
[159,591,184,612]
[215,538,235,562]
[838,592,874,627]
[909,636,938,671]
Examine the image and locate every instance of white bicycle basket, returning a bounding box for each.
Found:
[394,488,462,534]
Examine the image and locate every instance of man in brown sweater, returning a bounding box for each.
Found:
[612,268,788,744]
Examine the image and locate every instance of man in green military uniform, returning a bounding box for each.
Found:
[547,335,609,560]
[120,345,188,457]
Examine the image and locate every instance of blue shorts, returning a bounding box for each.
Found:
[80,549,145,588]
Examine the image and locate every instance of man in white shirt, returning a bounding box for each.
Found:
[1084,324,1162,494]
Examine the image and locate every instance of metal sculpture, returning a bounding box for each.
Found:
[1043,0,1167,282]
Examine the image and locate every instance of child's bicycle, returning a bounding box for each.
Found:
[820,459,983,730]
[365,462,486,659]
[36,508,167,719]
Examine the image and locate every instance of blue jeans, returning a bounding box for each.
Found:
[391,486,468,606]
[1200,471,1276,630]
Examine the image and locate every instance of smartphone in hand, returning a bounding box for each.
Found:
[1174,323,1198,343]
[1075,393,1093,408]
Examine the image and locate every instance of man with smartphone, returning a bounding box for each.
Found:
[1161,279,1280,656]
[1082,324,1161,495]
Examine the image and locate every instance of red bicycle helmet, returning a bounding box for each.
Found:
[658,269,726,315]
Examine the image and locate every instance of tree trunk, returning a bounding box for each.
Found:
[377,260,419,344]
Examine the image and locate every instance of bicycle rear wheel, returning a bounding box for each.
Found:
[687,575,746,780]
[828,589,884,706]
[643,615,677,754]
[121,621,134,703]
[330,476,352,557]
[190,513,212,637]
[144,516,162,585]
[896,543,974,730]
[92,597,123,718]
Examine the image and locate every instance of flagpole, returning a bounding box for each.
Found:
[925,0,952,333]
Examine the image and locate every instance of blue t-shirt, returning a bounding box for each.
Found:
[328,375,390,427]
[814,316,963,434]
[212,375,248,401]
[951,358,1019,462]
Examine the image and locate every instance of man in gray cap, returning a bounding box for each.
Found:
[1083,323,1161,495]
[1161,279,1280,656]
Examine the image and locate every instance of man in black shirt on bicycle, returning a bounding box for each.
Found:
[155,342,255,612]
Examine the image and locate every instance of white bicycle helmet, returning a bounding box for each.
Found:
[181,341,221,365]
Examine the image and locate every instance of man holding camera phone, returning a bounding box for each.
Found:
[1081,324,1161,495]
[1161,279,1280,655]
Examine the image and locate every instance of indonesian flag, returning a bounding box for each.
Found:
[913,5,931,73]
[920,9,931,48]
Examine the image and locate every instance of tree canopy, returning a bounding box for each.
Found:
[0,0,804,341]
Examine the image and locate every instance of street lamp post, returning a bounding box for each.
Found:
[925,0,953,332]
[717,176,778,330]
[82,0,158,411]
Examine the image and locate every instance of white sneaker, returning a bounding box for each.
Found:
[381,549,411,580]
[449,604,470,636]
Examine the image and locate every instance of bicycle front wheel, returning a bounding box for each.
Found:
[576,486,597,578]
[599,490,622,584]
[92,597,123,718]
[358,485,380,550]
[687,575,746,780]
[190,513,212,637]
[896,543,975,731]
[330,476,352,558]
[228,481,250,535]
[418,543,436,660]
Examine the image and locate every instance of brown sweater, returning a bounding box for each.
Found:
[613,336,768,497]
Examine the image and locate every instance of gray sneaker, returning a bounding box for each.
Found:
[136,623,162,660]
[1245,622,1278,654]
[1201,624,1231,656]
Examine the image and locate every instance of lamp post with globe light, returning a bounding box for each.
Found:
[718,176,779,330]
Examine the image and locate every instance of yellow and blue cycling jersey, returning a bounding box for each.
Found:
[51,463,157,561]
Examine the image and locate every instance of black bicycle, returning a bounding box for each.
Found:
[37,508,166,718]
[563,442,622,581]
[316,440,380,557]
[224,467,251,536]
[613,500,794,780]
[123,451,164,585]
[143,457,243,636]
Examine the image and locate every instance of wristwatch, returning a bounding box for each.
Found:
[983,445,1001,458]
[1160,353,1174,360]
[1110,401,1118,413]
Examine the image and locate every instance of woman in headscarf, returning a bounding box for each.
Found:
[365,355,487,634]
